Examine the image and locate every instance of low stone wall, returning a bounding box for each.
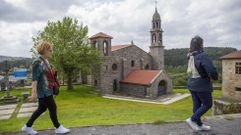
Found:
[213,99,241,115]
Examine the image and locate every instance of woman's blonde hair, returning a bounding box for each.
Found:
[36,41,53,55]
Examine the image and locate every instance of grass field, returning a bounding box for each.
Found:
[0,85,222,133]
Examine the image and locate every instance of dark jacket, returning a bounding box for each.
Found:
[187,51,218,93]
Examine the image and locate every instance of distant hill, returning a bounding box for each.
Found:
[165,47,237,67]
[164,47,238,85]
[0,55,30,63]
[0,55,31,72]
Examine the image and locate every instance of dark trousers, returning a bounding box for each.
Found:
[190,91,213,126]
[26,95,60,128]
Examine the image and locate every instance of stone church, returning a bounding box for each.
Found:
[87,7,173,98]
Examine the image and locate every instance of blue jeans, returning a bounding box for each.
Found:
[190,91,213,126]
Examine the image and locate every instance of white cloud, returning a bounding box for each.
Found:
[0,0,240,57]
[0,21,44,57]
[4,0,28,9]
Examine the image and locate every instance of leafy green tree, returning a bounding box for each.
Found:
[31,17,102,90]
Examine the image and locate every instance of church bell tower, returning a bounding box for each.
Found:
[149,4,165,70]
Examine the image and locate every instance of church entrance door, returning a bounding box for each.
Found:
[158,80,166,96]
[113,79,117,91]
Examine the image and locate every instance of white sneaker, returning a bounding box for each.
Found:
[55,125,70,134]
[200,124,211,131]
[186,118,202,131]
[21,125,38,135]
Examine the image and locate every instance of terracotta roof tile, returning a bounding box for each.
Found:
[220,50,241,59]
[89,32,113,39]
[111,44,132,51]
[120,70,162,86]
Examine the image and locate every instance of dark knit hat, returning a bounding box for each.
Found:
[190,35,203,52]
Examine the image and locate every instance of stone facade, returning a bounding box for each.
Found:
[120,70,172,98]
[221,58,241,101]
[86,7,173,98]
[120,83,147,97]
[147,70,172,97]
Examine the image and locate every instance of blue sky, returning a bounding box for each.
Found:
[0,0,240,57]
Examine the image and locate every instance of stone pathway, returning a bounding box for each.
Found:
[17,103,38,118]
[0,102,39,120]
[0,104,17,120]
[5,115,241,135]
[103,93,190,105]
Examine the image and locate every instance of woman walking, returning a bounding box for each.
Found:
[22,41,70,134]
[186,35,218,131]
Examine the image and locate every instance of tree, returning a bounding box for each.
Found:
[31,17,102,90]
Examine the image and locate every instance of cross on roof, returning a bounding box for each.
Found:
[155,0,157,9]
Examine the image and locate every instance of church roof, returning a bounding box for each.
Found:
[89,32,113,39]
[120,70,162,86]
[152,8,161,21]
[220,50,241,59]
[111,44,132,51]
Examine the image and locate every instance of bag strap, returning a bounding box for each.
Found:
[39,57,56,82]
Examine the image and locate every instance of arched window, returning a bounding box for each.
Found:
[103,41,108,56]
[112,63,117,70]
[152,34,156,43]
[94,41,98,48]
[131,60,135,67]
[93,41,98,48]
[156,22,158,28]
[159,33,162,43]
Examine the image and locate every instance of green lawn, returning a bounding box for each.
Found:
[0,85,222,133]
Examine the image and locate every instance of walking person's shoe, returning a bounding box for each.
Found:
[21,125,38,135]
[186,118,202,131]
[200,123,211,131]
[55,125,70,134]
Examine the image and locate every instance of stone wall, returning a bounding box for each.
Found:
[149,45,164,70]
[120,70,173,98]
[120,83,147,97]
[112,45,153,75]
[213,99,241,115]
[147,70,173,98]
[99,56,122,94]
[91,37,112,57]
[222,59,241,101]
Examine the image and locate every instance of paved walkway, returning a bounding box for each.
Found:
[0,104,17,120]
[17,103,38,118]
[0,102,38,120]
[4,115,241,135]
[103,93,190,105]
